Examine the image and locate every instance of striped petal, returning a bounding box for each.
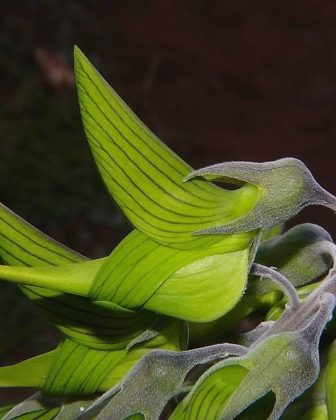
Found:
[0,318,184,397]
[89,229,252,322]
[0,203,84,266]
[74,47,259,248]
[43,319,183,396]
[0,204,155,349]
[0,203,252,327]
[21,286,156,350]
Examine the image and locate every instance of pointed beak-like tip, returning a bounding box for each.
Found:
[316,189,336,212]
[306,178,336,212]
[330,195,336,210]
[73,46,90,69]
[73,45,82,59]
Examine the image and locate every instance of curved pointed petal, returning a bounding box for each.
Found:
[89,230,251,322]
[0,203,85,267]
[74,47,259,248]
[0,351,57,389]
[0,204,156,350]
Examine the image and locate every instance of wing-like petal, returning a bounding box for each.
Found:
[74,47,259,248]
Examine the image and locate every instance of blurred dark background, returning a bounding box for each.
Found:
[1,0,336,402]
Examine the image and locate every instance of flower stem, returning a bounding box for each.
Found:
[0,258,105,297]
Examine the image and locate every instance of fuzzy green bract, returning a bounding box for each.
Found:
[187,159,336,235]
[256,223,333,289]
[1,46,336,419]
[171,274,336,419]
[79,343,247,420]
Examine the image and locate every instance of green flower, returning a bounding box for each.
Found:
[1,46,336,415]
[171,270,336,419]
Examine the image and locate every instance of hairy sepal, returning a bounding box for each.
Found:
[173,278,335,418]
[186,159,336,235]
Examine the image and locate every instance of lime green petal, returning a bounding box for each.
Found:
[90,230,252,322]
[188,290,280,347]
[74,47,259,248]
[23,287,156,350]
[171,363,248,419]
[42,339,127,396]
[0,203,85,267]
[0,205,157,349]
[0,350,57,388]
[145,249,249,322]
[0,263,156,350]
[43,319,183,396]
[0,258,102,296]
